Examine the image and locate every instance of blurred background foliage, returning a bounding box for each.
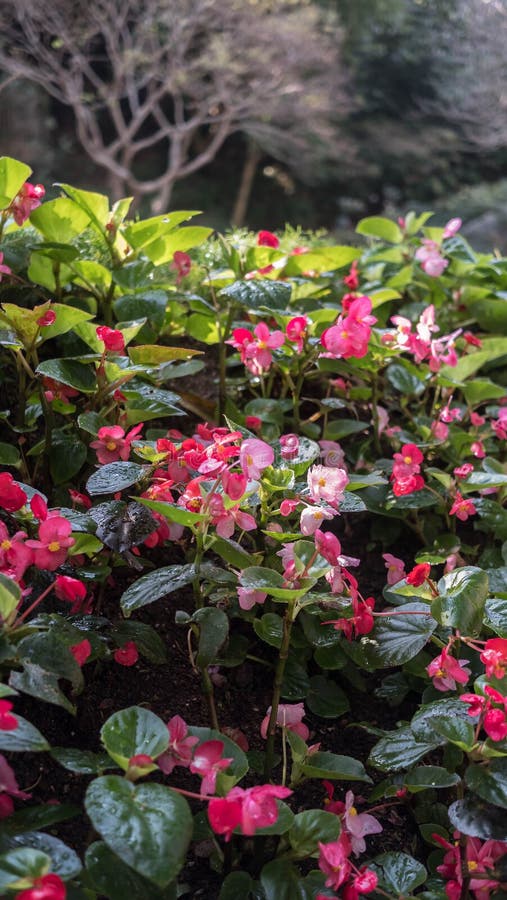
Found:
[1,0,506,248]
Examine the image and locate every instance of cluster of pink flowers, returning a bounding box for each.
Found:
[320,296,377,360]
[318,831,379,897]
[90,423,144,465]
[9,181,45,226]
[434,831,507,900]
[324,783,383,855]
[385,305,460,372]
[390,443,425,496]
[414,218,461,277]
[226,316,311,375]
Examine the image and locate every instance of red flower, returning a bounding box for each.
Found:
[0,700,18,731]
[30,494,48,522]
[208,783,291,841]
[54,575,86,604]
[170,251,192,284]
[480,638,507,680]
[37,310,56,327]
[114,641,138,667]
[257,230,279,248]
[15,872,66,900]
[96,326,125,352]
[343,260,359,290]
[0,473,27,513]
[406,563,431,587]
[70,639,91,667]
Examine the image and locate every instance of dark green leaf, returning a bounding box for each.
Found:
[193,607,229,668]
[0,714,49,752]
[89,500,157,550]
[449,796,507,841]
[86,462,147,496]
[368,726,439,772]
[6,831,81,879]
[4,804,80,835]
[366,603,437,667]
[85,776,193,887]
[302,752,371,782]
[253,613,283,648]
[466,760,507,810]
[403,766,461,792]
[369,852,427,894]
[433,566,489,634]
[35,358,96,393]
[52,747,117,775]
[289,810,341,856]
[101,706,169,769]
[85,841,175,900]
[306,675,349,718]
[120,563,199,615]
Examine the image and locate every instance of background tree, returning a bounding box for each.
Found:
[0,0,354,213]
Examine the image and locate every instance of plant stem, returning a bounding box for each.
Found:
[201,665,220,731]
[263,597,296,781]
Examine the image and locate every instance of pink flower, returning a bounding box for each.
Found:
[443,217,462,238]
[308,465,348,508]
[343,868,379,900]
[0,473,27,513]
[449,491,476,522]
[0,522,32,580]
[0,754,31,813]
[415,240,449,277]
[257,230,279,248]
[70,639,91,667]
[392,443,424,477]
[285,316,308,352]
[260,702,309,741]
[245,415,262,432]
[25,514,75,571]
[484,707,507,742]
[0,701,18,731]
[318,833,353,891]
[471,440,486,459]
[431,420,449,441]
[15,873,66,900]
[320,298,376,360]
[114,641,138,667]
[170,251,192,283]
[300,505,335,536]
[427,646,471,692]
[208,783,291,841]
[237,587,267,611]
[96,326,125,352]
[222,470,247,500]
[30,494,48,522]
[319,440,345,468]
[239,438,274,480]
[383,553,406,585]
[10,181,45,226]
[280,498,299,517]
[343,260,360,290]
[342,790,383,855]
[0,252,11,281]
[315,529,342,566]
[90,423,143,465]
[280,433,300,460]
[157,715,199,775]
[189,740,233,795]
[454,463,474,479]
[480,638,507,680]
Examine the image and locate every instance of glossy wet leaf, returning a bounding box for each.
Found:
[306,674,349,718]
[101,706,169,769]
[368,726,439,772]
[433,566,489,634]
[89,500,157,551]
[465,760,507,809]
[85,841,175,900]
[36,358,96,393]
[193,607,229,668]
[449,796,507,841]
[369,852,427,894]
[120,562,200,614]
[301,751,371,782]
[6,831,82,879]
[85,776,192,887]
[289,810,341,856]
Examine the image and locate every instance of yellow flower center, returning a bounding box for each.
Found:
[318,477,326,487]
[468,861,478,872]
[314,511,324,520]
[48,541,61,552]
[0,540,11,550]
[106,441,117,451]
[404,455,412,464]
[348,806,358,816]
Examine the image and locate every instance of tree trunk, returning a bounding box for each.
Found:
[231,142,262,228]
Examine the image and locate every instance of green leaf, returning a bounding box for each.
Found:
[366,603,437,667]
[120,563,200,615]
[465,760,507,809]
[221,280,292,311]
[411,699,476,744]
[369,852,427,894]
[0,572,21,620]
[449,796,507,841]
[56,183,110,231]
[301,752,372,782]
[0,847,50,891]
[0,157,31,209]
[386,363,425,396]
[144,225,212,265]
[368,726,439,772]
[89,500,157,552]
[86,462,147,496]
[0,714,49,752]
[136,497,204,526]
[85,841,173,900]
[35,358,96,393]
[356,216,403,243]
[85,776,192,887]
[433,567,489,634]
[10,663,76,714]
[111,622,167,664]
[0,442,20,466]
[484,599,507,636]
[4,803,80,835]
[306,675,349,718]
[123,211,201,249]
[39,303,94,341]
[187,727,248,793]
[101,706,169,770]
[52,747,117,775]
[462,379,507,405]
[6,832,81,879]
[128,344,202,365]
[403,766,461,792]
[253,613,283,648]
[50,435,88,485]
[283,245,358,276]
[29,198,91,241]
[429,717,476,751]
[210,535,254,569]
[441,337,507,381]
[239,567,315,601]
[193,607,229,668]
[260,860,307,900]
[289,810,341,856]
[219,872,254,900]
